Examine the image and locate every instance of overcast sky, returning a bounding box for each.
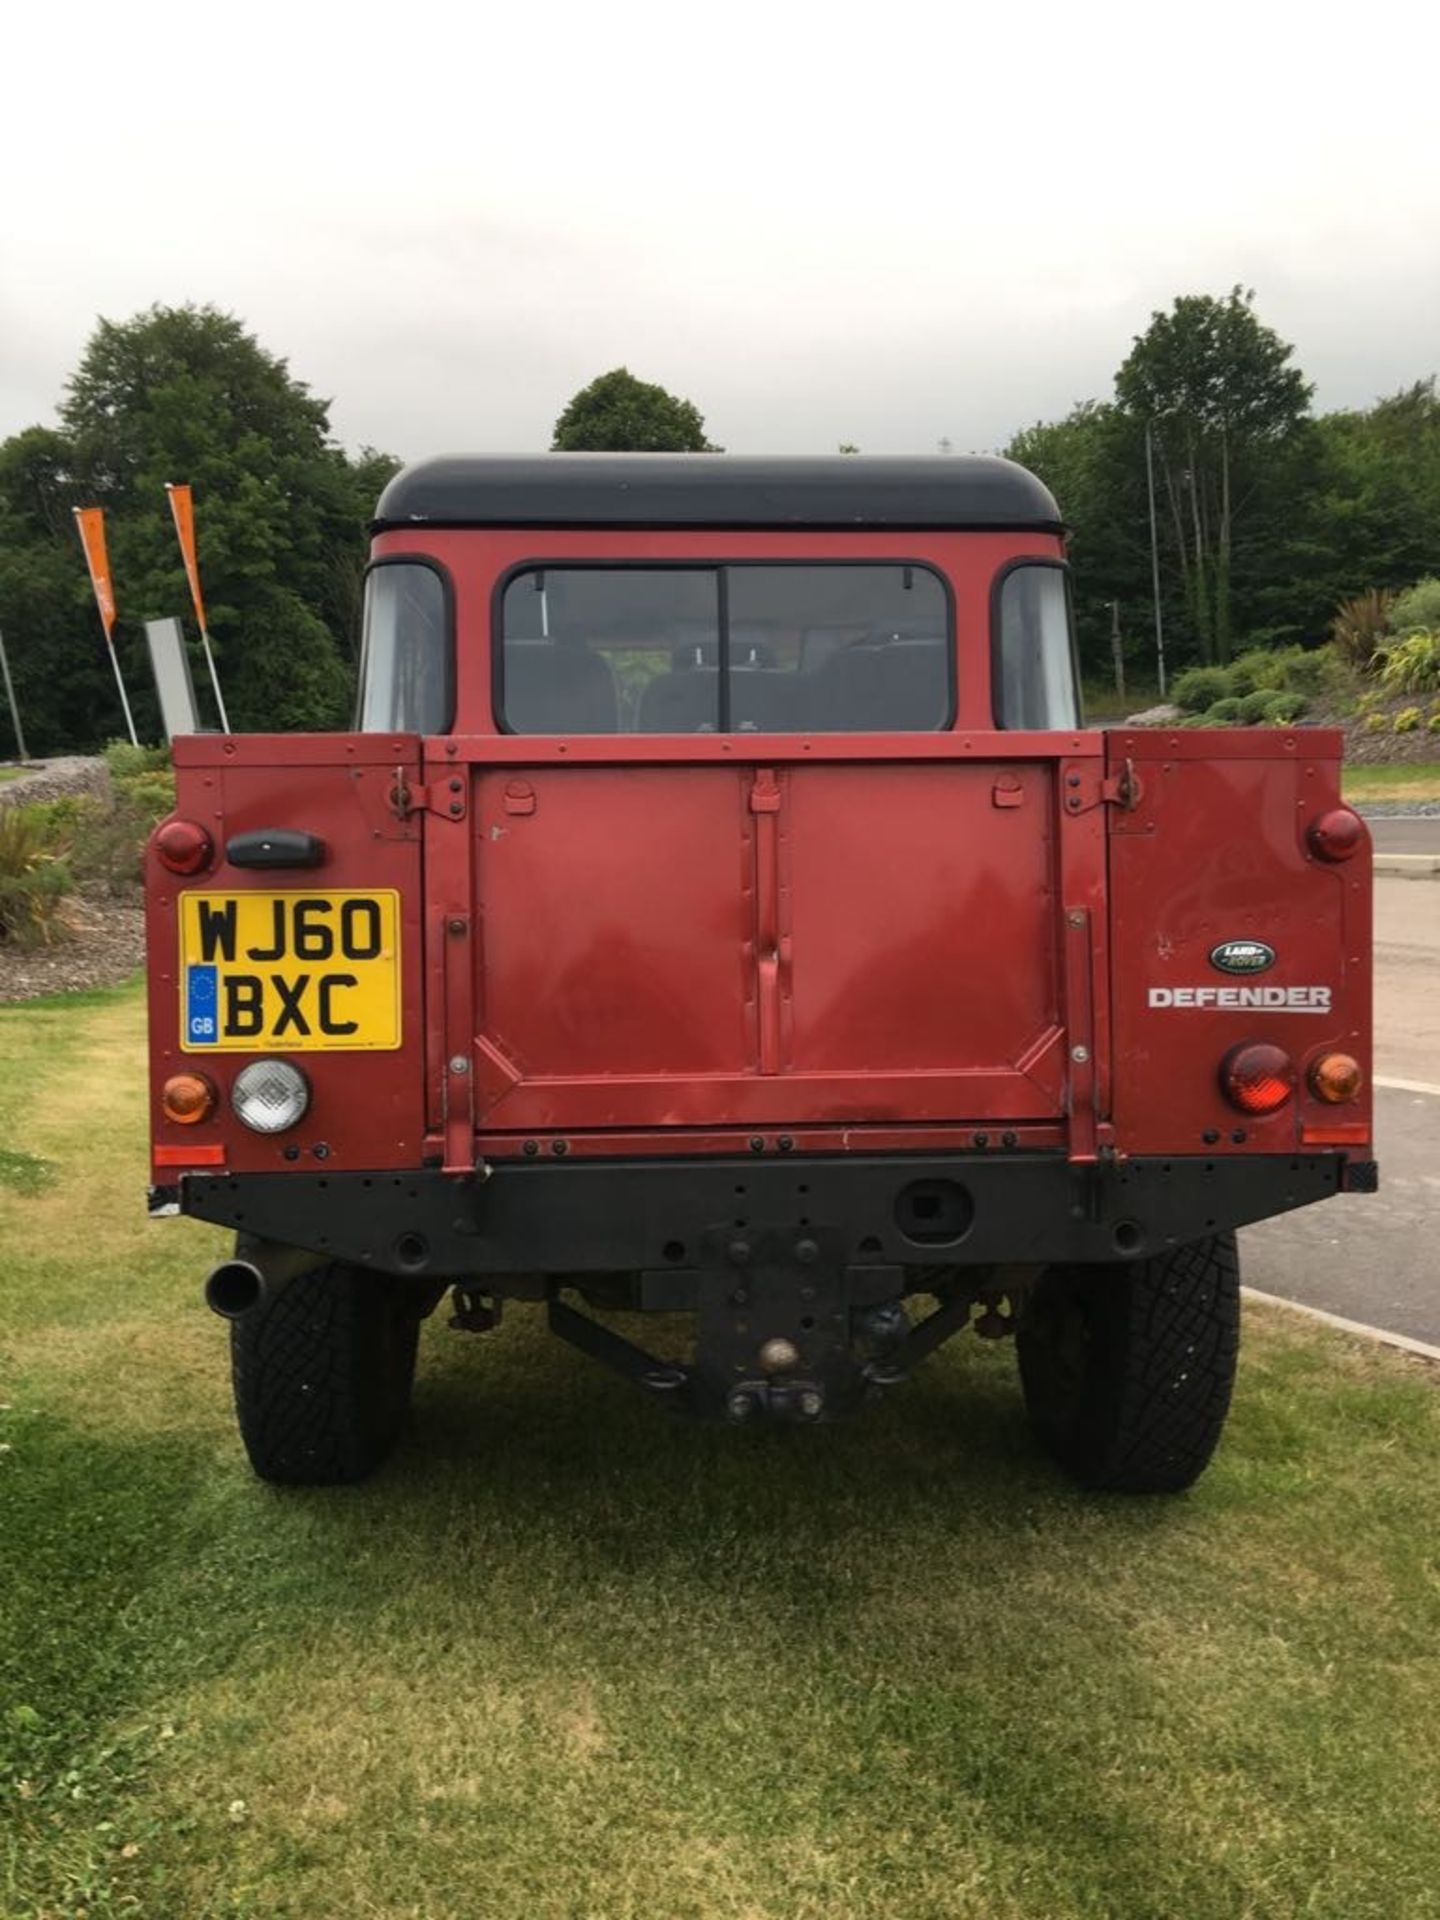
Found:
[3,0,1437,464]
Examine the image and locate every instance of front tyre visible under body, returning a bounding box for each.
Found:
[1016,1233,1240,1493]
[231,1260,423,1485]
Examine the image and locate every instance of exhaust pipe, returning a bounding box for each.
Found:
[203,1237,325,1320]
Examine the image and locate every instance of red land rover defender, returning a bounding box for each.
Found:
[145,456,1375,1490]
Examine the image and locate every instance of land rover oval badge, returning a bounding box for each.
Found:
[1210,939,1276,975]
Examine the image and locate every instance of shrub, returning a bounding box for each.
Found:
[1262,692,1308,724]
[1237,690,1279,724]
[1202,696,1245,724]
[1227,651,1286,698]
[1377,630,1440,696]
[1389,577,1440,636]
[119,768,177,823]
[1361,712,1390,733]
[0,807,73,946]
[1428,712,1440,733]
[1330,590,1393,669]
[1268,645,1342,699]
[103,739,171,782]
[1394,706,1423,734]
[1173,665,1234,714]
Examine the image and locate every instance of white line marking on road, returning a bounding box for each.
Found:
[1375,1075,1440,1098]
[1243,1286,1440,1363]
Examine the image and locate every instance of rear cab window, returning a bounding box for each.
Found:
[496,563,953,734]
[993,563,1080,729]
[357,560,452,734]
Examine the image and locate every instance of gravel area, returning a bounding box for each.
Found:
[1354,801,1440,817]
[0,887,145,1004]
[0,757,147,1003]
[0,755,111,810]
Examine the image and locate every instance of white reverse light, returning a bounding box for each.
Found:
[232,1059,311,1134]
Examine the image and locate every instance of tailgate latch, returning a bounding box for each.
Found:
[1100,758,1143,812]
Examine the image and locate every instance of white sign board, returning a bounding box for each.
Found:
[144,616,202,741]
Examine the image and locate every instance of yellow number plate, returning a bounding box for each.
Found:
[179,891,401,1053]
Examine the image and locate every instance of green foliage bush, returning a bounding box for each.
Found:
[1173,665,1234,713]
[1393,706,1423,733]
[1262,692,1308,724]
[1330,590,1393,669]
[1389,577,1440,636]
[118,769,177,823]
[1264,645,1339,698]
[1227,653,1279,698]
[1202,696,1245,724]
[0,807,73,945]
[1361,711,1390,732]
[1377,631,1440,696]
[1237,690,1278,724]
[103,740,171,781]
[1427,712,1440,732]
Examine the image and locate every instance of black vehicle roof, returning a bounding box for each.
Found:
[373,454,1062,533]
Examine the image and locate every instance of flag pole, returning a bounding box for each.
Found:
[0,622,29,762]
[166,483,230,732]
[196,617,229,732]
[108,639,140,747]
[73,506,139,747]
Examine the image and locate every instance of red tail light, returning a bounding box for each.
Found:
[153,819,213,876]
[1308,808,1364,862]
[1220,1042,1295,1115]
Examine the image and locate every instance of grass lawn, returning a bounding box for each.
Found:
[3,987,1439,1919]
[1344,760,1440,803]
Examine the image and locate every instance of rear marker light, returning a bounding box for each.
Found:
[1309,1052,1363,1104]
[232,1059,311,1134]
[154,818,214,876]
[1308,808,1364,863]
[162,1072,217,1125]
[1220,1042,1295,1116]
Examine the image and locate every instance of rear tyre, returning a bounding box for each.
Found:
[1015,1233,1240,1493]
[231,1260,423,1485]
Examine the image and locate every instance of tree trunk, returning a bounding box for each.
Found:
[1216,426,1232,664]
[1187,433,1212,662]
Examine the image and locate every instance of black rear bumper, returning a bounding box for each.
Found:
[173,1150,1366,1285]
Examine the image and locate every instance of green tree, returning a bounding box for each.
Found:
[0,305,392,750]
[1007,402,1156,684]
[1114,288,1312,662]
[551,368,719,451]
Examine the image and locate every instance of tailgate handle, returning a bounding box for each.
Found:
[226,829,327,869]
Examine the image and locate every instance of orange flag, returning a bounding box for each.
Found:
[73,507,117,643]
[165,483,207,632]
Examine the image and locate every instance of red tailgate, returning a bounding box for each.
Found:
[452,738,1108,1144]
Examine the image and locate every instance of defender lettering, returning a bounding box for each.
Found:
[1149,985,1333,1012]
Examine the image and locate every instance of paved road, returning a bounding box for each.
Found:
[1240,874,1440,1346]
[1368,816,1440,854]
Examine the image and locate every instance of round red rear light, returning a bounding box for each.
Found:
[1308,808,1365,863]
[1220,1042,1295,1116]
[153,818,213,876]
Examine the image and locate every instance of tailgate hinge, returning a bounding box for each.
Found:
[389,767,467,821]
